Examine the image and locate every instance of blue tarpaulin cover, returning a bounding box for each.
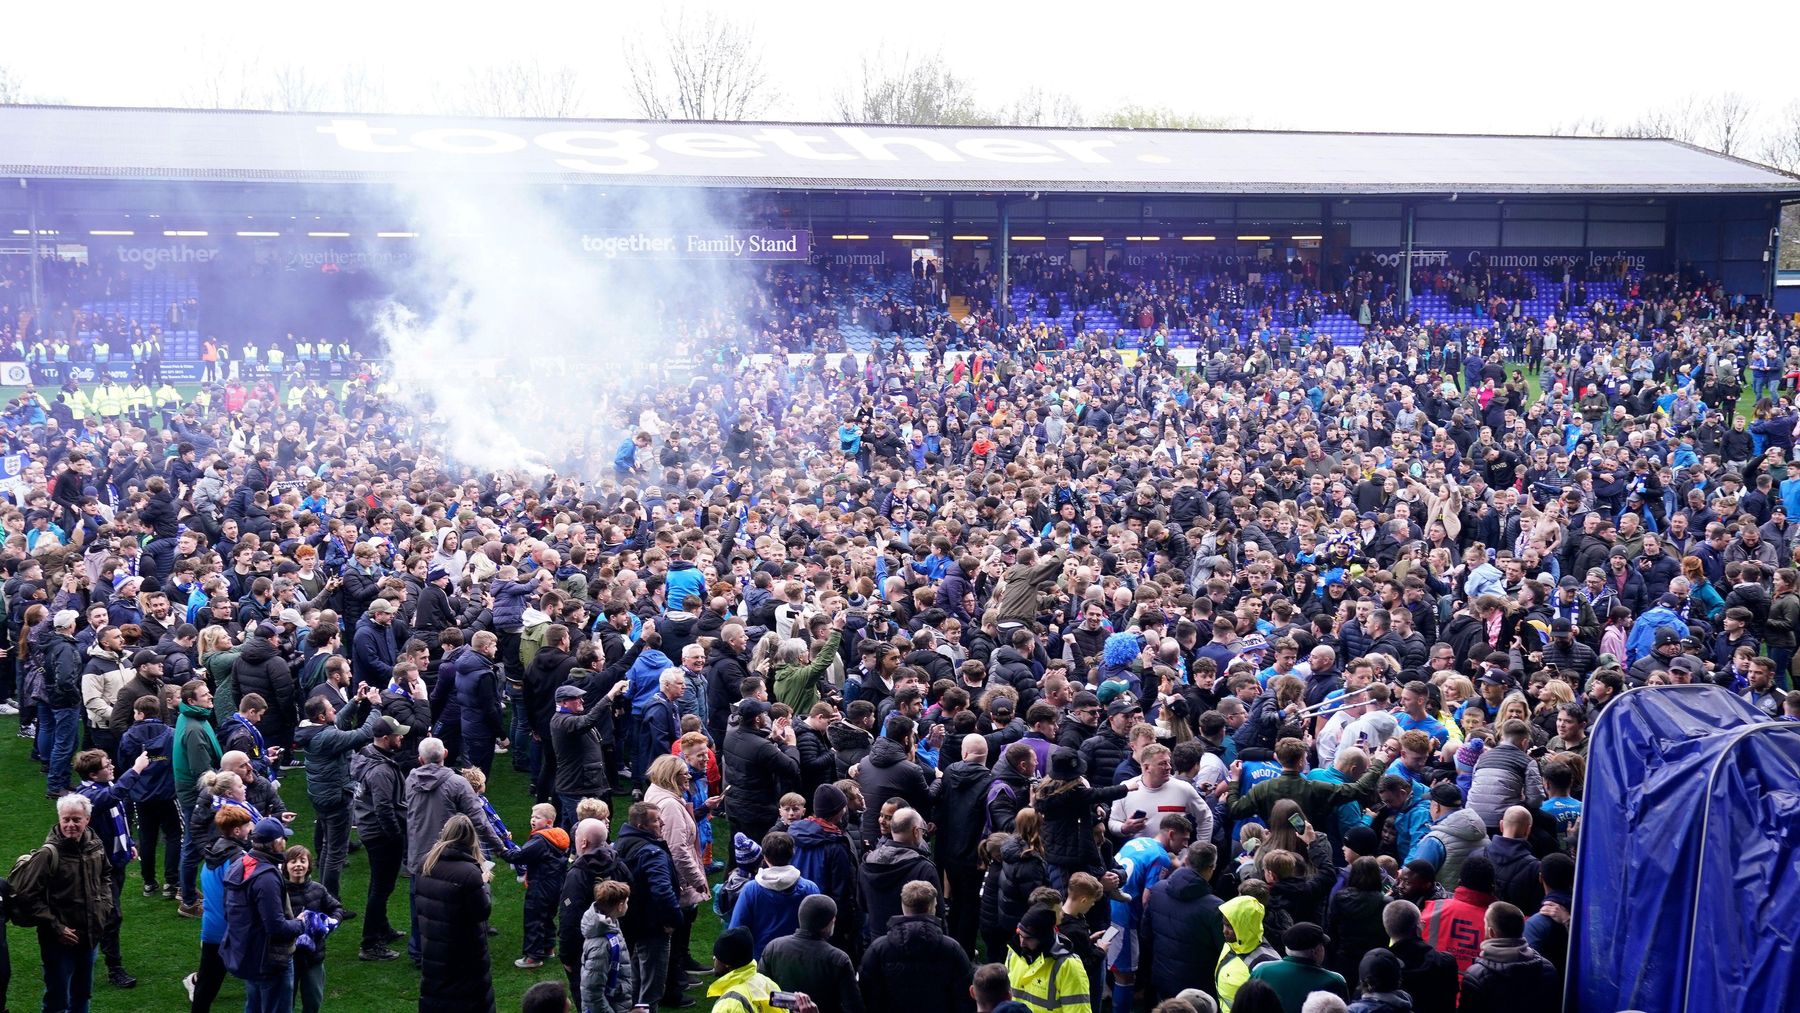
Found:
[1570,684,1800,1012]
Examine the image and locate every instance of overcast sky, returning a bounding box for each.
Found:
[6,0,1799,144]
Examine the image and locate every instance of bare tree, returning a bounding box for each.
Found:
[450,61,586,119]
[1697,91,1756,155]
[1761,100,1800,174]
[335,65,390,114]
[996,87,1085,128]
[1547,116,1612,138]
[1098,102,1239,130]
[0,64,26,104]
[624,9,776,120]
[1616,95,1701,143]
[266,64,330,113]
[834,49,990,125]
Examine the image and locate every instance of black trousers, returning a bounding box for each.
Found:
[361,835,404,949]
[137,797,181,885]
[945,865,983,958]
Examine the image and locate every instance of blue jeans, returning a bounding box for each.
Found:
[46,705,79,794]
[35,700,52,760]
[38,935,94,1013]
[241,963,295,1013]
[178,791,203,905]
[558,793,586,833]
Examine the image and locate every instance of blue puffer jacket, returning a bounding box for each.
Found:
[489,579,534,633]
[199,835,245,945]
[221,846,305,979]
[454,648,506,740]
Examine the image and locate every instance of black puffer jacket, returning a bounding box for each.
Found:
[721,723,801,830]
[988,647,1040,712]
[857,914,974,1013]
[1033,776,1128,873]
[43,631,83,709]
[827,720,873,779]
[996,836,1048,932]
[1078,727,1132,787]
[557,845,627,972]
[703,640,752,745]
[1140,865,1224,1002]
[858,839,940,944]
[411,581,456,639]
[414,845,496,1013]
[854,737,935,846]
[231,637,295,723]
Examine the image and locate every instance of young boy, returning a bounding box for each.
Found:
[581,880,636,1013]
[713,832,763,921]
[776,792,807,831]
[75,747,150,988]
[283,845,348,1013]
[1539,761,1582,854]
[513,802,572,968]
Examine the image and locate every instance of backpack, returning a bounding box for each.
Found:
[5,845,56,927]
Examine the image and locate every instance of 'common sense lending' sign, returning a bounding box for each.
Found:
[578,229,810,260]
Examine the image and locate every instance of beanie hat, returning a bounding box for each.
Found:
[1359,949,1404,992]
[1455,738,1485,772]
[797,894,837,933]
[731,832,763,869]
[812,783,848,821]
[1018,905,1058,948]
[1344,825,1380,857]
[713,927,754,970]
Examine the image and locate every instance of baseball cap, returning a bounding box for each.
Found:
[1654,627,1681,646]
[738,699,771,725]
[254,621,282,640]
[367,599,397,615]
[1669,656,1704,677]
[130,649,161,668]
[373,715,411,738]
[1550,617,1573,635]
[1429,783,1464,807]
[251,817,291,843]
[1106,696,1143,717]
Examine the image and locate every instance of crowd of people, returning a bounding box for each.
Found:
[0,254,1794,1013]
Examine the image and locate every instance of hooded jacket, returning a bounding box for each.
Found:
[1456,937,1560,1013]
[199,834,246,946]
[1003,936,1090,1013]
[855,736,935,846]
[933,759,993,868]
[43,630,83,709]
[579,905,636,1013]
[1409,806,1490,888]
[728,864,821,957]
[558,844,628,971]
[760,920,864,1013]
[774,629,844,712]
[403,762,507,874]
[1216,895,1279,1012]
[860,913,974,1013]
[662,559,707,614]
[704,639,752,744]
[827,719,873,778]
[453,646,505,741]
[173,700,223,806]
[859,838,939,943]
[789,816,860,952]
[349,743,407,842]
[221,845,305,980]
[232,636,295,724]
[1141,865,1225,1002]
[995,836,1049,934]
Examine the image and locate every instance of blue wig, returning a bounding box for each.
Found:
[1102,632,1141,669]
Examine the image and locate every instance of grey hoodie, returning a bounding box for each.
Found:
[402,762,505,874]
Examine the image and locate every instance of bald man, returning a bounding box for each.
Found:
[935,734,993,954]
[1488,805,1544,912]
[559,817,626,991]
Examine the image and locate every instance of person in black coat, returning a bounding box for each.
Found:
[1380,899,1461,1013]
[556,820,627,994]
[761,895,864,1013]
[232,623,297,758]
[1457,902,1561,1013]
[858,808,940,946]
[413,815,497,1013]
[1078,699,1138,787]
[703,628,753,746]
[411,569,456,647]
[1139,843,1225,1003]
[1035,748,1129,881]
[521,627,578,803]
[854,718,936,848]
[721,700,802,845]
[795,704,838,802]
[1327,857,1392,982]
[614,804,682,1008]
[857,882,974,1013]
[932,740,993,956]
[453,633,507,775]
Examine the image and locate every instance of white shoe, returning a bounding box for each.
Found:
[0,703,17,716]
[183,973,197,1001]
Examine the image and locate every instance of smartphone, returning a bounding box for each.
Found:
[769,994,802,1011]
[1288,812,1306,833]
[1132,810,1148,821]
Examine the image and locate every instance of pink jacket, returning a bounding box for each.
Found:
[646,783,708,907]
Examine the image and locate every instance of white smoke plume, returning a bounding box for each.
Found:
[362,181,753,478]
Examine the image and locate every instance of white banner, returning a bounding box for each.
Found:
[0,362,29,385]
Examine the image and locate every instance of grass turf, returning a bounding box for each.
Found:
[0,727,726,1012]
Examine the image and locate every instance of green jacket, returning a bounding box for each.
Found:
[772,629,842,712]
[1248,956,1346,1011]
[173,701,222,804]
[1226,768,1383,832]
[205,646,242,726]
